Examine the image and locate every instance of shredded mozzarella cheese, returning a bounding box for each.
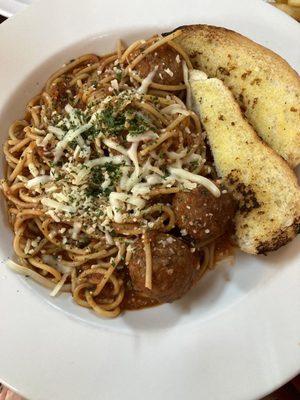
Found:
[137,66,158,94]
[126,142,140,191]
[28,163,39,177]
[41,198,76,213]
[126,131,158,143]
[102,138,128,157]
[105,230,115,245]
[73,155,128,185]
[71,221,82,240]
[26,175,51,189]
[42,255,72,274]
[109,192,145,222]
[48,126,65,140]
[50,273,70,297]
[161,104,190,116]
[183,61,192,110]
[169,167,220,197]
[54,123,92,162]
[39,133,53,147]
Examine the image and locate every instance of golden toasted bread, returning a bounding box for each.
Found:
[171,25,300,167]
[190,70,300,254]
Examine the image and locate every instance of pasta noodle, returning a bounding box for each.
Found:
[1,32,223,318]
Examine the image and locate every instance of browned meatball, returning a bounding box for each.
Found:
[173,186,237,243]
[130,44,183,86]
[128,232,199,303]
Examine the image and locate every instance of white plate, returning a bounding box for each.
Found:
[0,1,299,399]
[0,0,30,17]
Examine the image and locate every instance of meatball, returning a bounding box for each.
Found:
[173,186,237,243]
[128,232,199,303]
[130,44,183,86]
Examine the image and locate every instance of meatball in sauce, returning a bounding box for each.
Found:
[128,232,199,303]
[173,186,237,243]
[129,44,184,86]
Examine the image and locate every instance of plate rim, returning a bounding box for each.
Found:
[0,0,28,17]
[0,1,299,399]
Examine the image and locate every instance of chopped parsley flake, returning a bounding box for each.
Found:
[86,162,121,197]
[115,70,122,82]
[190,160,200,169]
[125,111,154,136]
[92,101,155,137]
[95,107,126,136]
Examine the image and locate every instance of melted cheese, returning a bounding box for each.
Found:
[73,155,128,185]
[65,104,82,127]
[41,198,76,213]
[26,175,51,189]
[101,172,111,190]
[111,79,119,91]
[42,254,72,274]
[48,126,64,140]
[35,80,218,240]
[137,66,158,94]
[131,183,151,196]
[105,230,115,245]
[183,61,192,109]
[126,131,158,143]
[54,123,92,162]
[126,142,140,191]
[38,133,53,147]
[146,174,163,185]
[169,167,220,197]
[52,192,69,202]
[103,138,128,157]
[109,192,145,223]
[119,166,130,190]
[71,221,82,240]
[189,69,208,83]
[161,104,190,116]
[167,149,188,160]
[46,210,61,222]
[50,273,70,297]
[28,163,39,177]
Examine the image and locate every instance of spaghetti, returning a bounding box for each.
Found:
[1,32,222,318]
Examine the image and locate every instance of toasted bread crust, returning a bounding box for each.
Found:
[256,219,299,254]
[166,24,300,167]
[190,71,300,254]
